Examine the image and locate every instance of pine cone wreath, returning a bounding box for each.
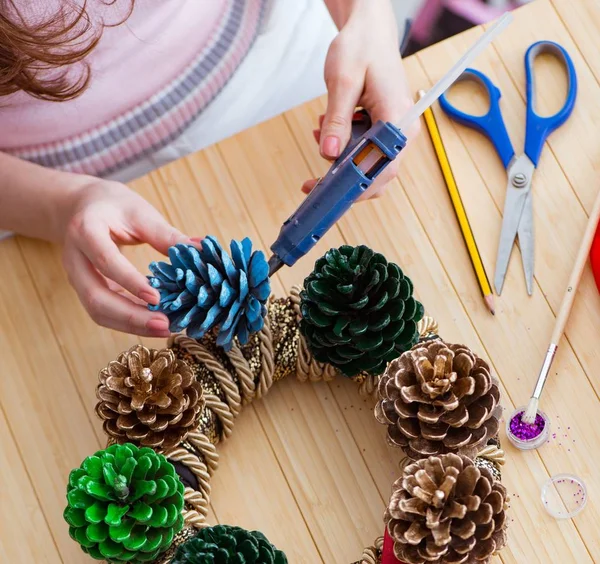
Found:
[148,237,271,351]
[300,245,424,377]
[386,453,507,564]
[96,345,204,449]
[64,443,185,563]
[172,525,288,564]
[375,340,500,460]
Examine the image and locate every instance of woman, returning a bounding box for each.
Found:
[0,0,416,337]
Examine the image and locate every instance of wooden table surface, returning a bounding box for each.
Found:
[2,0,600,562]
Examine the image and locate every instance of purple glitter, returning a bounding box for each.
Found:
[509,410,546,441]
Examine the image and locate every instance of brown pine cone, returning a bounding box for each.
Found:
[386,453,508,564]
[375,340,500,460]
[95,345,204,449]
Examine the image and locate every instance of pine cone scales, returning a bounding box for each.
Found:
[148,237,271,351]
[375,340,500,459]
[300,245,424,377]
[64,443,185,562]
[172,525,288,563]
[386,454,507,564]
[96,345,204,449]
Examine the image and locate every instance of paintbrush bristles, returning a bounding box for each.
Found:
[522,398,539,425]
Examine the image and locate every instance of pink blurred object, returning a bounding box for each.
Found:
[410,0,527,45]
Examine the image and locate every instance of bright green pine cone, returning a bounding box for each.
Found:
[172,525,287,564]
[300,245,424,377]
[64,443,185,563]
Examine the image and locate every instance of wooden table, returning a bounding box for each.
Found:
[2,1,599,562]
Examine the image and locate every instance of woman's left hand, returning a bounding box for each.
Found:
[303,0,419,199]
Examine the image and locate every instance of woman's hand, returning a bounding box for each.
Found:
[61,180,190,337]
[303,0,418,199]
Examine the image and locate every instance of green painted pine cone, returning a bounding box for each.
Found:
[172,525,287,563]
[64,443,185,563]
[300,245,424,377]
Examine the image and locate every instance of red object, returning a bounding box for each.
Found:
[592,223,600,294]
[381,529,406,564]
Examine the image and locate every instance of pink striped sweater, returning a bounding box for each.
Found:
[0,0,268,178]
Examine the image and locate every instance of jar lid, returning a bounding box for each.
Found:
[541,473,587,519]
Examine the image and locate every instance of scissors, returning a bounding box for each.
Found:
[439,41,577,295]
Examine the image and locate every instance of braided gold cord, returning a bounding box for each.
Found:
[203,393,235,439]
[183,488,210,514]
[186,431,219,475]
[477,444,506,466]
[358,536,383,564]
[181,508,208,529]
[225,342,257,404]
[256,317,275,398]
[290,285,338,384]
[171,335,244,416]
[357,375,378,396]
[164,320,278,529]
[417,315,439,338]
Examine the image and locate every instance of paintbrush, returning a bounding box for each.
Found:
[522,187,600,424]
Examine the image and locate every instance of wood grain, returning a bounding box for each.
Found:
[1,2,598,562]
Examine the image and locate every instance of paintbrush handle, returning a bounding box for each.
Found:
[532,189,600,402]
[550,188,600,345]
[532,344,558,400]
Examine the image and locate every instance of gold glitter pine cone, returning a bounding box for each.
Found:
[386,453,507,564]
[375,340,500,460]
[96,345,204,449]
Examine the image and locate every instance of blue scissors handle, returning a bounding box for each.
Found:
[524,41,577,166]
[439,69,515,169]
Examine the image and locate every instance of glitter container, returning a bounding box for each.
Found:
[505,406,550,450]
[541,474,587,519]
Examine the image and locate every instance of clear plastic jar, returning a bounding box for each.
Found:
[505,406,550,451]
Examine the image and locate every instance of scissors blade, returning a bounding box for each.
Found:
[494,187,528,295]
[494,155,536,295]
[517,191,535,295]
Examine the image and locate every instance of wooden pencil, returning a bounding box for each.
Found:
[418,90,495,315]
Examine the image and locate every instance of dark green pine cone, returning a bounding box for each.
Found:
[64,443,185,563]
[172,525,287,564]
[300,245,424,377]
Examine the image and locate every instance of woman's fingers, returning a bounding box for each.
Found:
[63,245,171,337]
[301,155,398,201]
[320,69,363,159]
[360,159,399,200]
[71,215,159,305]
[105,278,147,306]
[131,207,189,256]
[301,178,319,195]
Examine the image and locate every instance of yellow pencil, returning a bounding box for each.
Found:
[417,90,495,315]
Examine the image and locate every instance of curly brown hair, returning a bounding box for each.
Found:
[0,0,133,101]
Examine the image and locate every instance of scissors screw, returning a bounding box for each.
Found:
[512,173,528,188]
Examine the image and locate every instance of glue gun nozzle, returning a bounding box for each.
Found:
[268,255,284,277]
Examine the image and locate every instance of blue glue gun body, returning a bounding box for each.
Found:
[269,113,407,271]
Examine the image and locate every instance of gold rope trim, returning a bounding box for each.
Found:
[417,315,438,338]
[290,285,337,384]
[164,321,277,529]
[477,444,506,466]
[357,536,383,564]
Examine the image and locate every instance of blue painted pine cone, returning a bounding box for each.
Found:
[172,525,287,564]
[148,237,271,351]
[300,245,424,377]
